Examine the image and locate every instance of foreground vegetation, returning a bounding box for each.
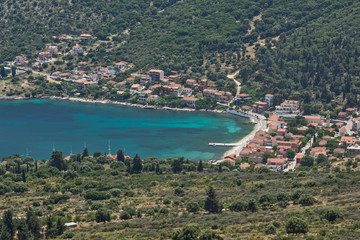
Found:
[1,150,360,239]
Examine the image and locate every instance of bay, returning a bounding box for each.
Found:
[0,99,254,160]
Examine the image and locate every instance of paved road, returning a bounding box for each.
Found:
[283,133,317,172]
[345,117,354,135]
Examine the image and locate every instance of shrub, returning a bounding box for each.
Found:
[163,198,171,205]
[322,208,344,222]
[172,223,201,240]
[91,202,103,210]
[85,191,111,200]
[0,183,10,195]
[61,232,75,239]
[199,230,223,240]
[13,183,28,193]
[49,194,70,204]
[265,223,276,235]
[186,201,200,213]
[95,208,111,223]
[159,207,169,214]
[299,194,315,206]
[229,200,248,212]
[259,194,276,204]
[286,217,309,234]
[124,190,135,197]
[110,188,122,197]
[174,187,185,196]
[122,206,136,217]
[33,201,41,207]
[120,211,131,220]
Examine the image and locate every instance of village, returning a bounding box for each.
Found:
[3,34,360,175]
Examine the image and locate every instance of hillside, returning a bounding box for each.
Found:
[2,0,360,110]
[1,152,360,239]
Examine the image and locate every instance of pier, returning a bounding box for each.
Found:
[208,143,242,147]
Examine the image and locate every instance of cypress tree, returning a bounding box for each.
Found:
[22,170,26,183]
[1,210,15,239]
[16,219,30,240]
[116,150,125,162]
[204,186,221,214]
[197,160,203,172]
[82,147,89,159]
[132,154,142,173]
[48,151,67,171]
[11,66,16,77]
[0,66,6,78]
[26,208,41,239]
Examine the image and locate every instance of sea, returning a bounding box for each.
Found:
[0,99,254,160]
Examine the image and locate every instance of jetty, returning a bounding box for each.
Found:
[208,143,242,147]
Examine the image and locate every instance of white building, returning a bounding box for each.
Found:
[72,46,83,55]
[275,100,300,115]
[149,69,164,81]
[265,94,274,106]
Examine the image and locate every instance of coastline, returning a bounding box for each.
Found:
[0,95,258,160]
[221,117,261,159]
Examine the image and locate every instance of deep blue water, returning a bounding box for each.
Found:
[0,100,254,160]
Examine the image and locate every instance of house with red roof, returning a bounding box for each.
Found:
[182,97,199,108]
[267,158,288,171]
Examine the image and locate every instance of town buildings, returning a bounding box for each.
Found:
[275,100,300,115]
[149,69,164,81]
[72,46,83,55]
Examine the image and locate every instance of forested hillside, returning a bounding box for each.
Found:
[1,0,360,109]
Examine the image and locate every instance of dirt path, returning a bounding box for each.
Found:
[244,13,280,59]
[247,13,263,36]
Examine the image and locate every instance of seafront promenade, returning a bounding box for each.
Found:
[220,109,267,159]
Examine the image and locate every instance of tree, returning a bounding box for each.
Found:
[262,151,273,164]
[11,66,16,77]
[116,150,125,162]
[197,160,203,172]
[323,208,344,222]
[45,216,56,239]
[82,147,89,159]
[218,163,222,172]
[48,151,67,170]
[0,66,6,78]
[172,158,183,173]
[299,194,315,206]
[1,210,15,240]
[95,208,111,223]
[286,149,296,160]
[56,218,65,236]
[204,186,221,213]
[22,170,26,182]
[132,154,142,173]
[316,154,328,165]
[172,223,201,240]
[16,219,30,240]
[286,217,309,234]
[248,199,258,212]
[186,201,200,213]
[300,155,314,167]
[26,208,41,239]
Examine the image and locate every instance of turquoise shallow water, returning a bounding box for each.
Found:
[0,100,254,160]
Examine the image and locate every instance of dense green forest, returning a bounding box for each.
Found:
[0,150,360,239]
[2,0,360,110]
